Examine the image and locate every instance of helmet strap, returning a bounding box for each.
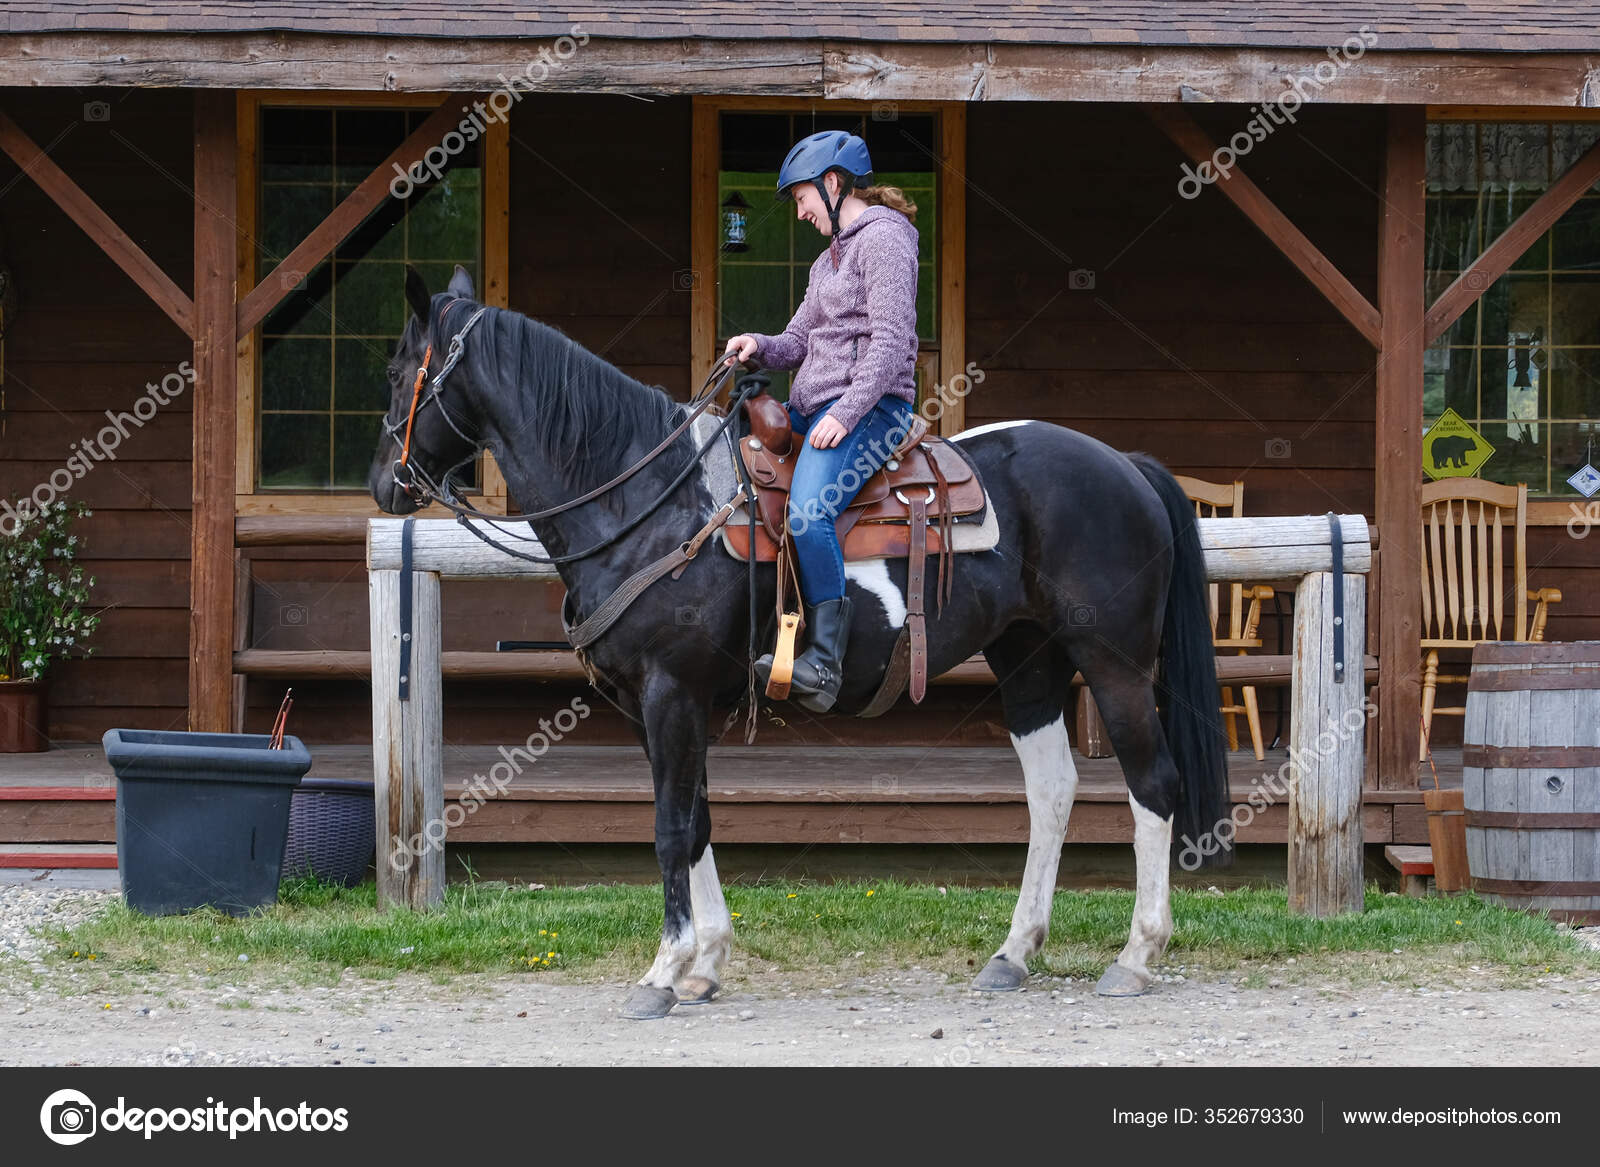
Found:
[811,175,845,238]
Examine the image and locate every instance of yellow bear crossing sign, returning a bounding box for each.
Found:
[1423,408,1494,480]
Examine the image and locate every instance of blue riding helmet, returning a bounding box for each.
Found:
[776,130,873,236]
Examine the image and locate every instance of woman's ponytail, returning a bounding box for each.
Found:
[855,184,918,224]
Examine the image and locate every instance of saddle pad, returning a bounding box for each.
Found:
[719,485,1000,564]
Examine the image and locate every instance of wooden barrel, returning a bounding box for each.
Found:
[1463,642,1600,924]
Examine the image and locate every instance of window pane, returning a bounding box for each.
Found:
[1550,348,1600,418]
[260,337,331,412]
[333,414,384,489]
[334,337,394,413]
[260,414,330,490]
[1550,421,1600,494]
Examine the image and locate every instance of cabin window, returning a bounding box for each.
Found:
[1425,120,1600,496]
[717,110,940,404]
[255,106,483,491]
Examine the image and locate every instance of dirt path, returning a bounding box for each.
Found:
[6,963,1599,1067]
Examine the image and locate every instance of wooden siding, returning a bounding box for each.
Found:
[0,88,194,740]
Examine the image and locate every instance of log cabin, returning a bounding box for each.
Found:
[2,2,1598,878]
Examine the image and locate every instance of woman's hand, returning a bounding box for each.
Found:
[808,414,849,449]
[723,335,758,366]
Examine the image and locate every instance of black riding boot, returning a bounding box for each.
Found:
[753,595,854,713]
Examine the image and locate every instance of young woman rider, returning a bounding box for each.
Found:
[724,129,921,712]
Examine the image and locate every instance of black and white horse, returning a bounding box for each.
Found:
[371,265,1231,1019]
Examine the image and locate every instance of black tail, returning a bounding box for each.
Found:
[1129,454,1233,868]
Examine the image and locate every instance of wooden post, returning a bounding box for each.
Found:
[191,92,238,732]
[370,568,445,910]
[1375,105,1427,790]
[1288,571,1368,916]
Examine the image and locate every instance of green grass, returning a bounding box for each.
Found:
[39,878,1599,991]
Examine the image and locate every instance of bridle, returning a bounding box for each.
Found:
[386,297,487,504]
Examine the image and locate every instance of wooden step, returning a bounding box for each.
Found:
[0,843,117,869]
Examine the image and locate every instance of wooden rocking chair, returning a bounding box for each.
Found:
[1418,478,1562,760]
[1175,476,1275,760]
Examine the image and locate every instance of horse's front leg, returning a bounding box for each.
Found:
[621,680,720,1019]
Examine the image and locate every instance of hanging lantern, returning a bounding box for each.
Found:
[721,191,750,253]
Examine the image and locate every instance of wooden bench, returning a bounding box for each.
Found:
[1384,844,1435,897]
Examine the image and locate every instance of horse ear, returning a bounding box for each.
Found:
[447,264,476,301]
[404,265,431,326]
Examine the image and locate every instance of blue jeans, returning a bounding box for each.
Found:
[784,395,917,604]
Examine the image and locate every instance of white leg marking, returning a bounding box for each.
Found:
[949,419,1034,442]
[1117,795,1174,980]
[994,714,1078,967]
[639,919,697,990]
[680,846,732,994]
[843,559,906,627]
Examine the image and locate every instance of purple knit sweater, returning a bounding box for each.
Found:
[748,204,920,433]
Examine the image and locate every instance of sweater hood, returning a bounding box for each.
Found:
[836,203,918,248]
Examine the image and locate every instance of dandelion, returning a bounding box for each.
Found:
[1455,920,1463,926]
[729,912,741,918]
[548,951,556,958]
[787,893,797,899]
[866,889,876,897]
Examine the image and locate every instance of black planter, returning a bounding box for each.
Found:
[102,729,313,916]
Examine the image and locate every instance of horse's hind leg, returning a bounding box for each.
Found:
[973,623,1078,992]
[1080,668,1178,996]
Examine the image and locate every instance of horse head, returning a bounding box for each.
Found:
[369,263,484,515]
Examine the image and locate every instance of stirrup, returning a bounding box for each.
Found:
[763,610,802,700]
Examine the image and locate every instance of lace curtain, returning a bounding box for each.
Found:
[1428,122,1600,192]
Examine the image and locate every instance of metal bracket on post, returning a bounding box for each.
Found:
[1327,511,1345,684]
[399,516,414,701]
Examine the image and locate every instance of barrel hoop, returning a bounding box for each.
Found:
[1462,745,1600,767]
[1467,668,1600,692]
[1471,642,1600,665]
[1472,876,1600,895]
[1465,811,1600,829]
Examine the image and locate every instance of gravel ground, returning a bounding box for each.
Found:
[3,882,1600,1067]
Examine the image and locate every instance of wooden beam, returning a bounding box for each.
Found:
[191,91,240,732]
[936,103,968,436]
[1375,106,1428,791]
[4,34,1597,107]
[370,569,445,911]
[0,110,194,337]
[1424,131,1600,345]
[1146,105,1383,349]
[236,97,474,336]
[1287,571,1367,916]
[690,97,720,404]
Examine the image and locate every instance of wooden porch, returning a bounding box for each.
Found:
[0,744,1459,855]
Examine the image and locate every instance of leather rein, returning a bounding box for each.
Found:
[385,301,757,568]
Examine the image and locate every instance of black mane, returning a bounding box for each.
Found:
[463,305,692,499]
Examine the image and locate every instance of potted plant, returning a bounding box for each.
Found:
[0,499,100,751]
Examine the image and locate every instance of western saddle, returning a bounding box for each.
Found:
[732,386,986,711]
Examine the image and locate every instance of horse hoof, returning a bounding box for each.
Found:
[620,984,678,1020]
[971,957,1028,992]
[674,976,720,1005]
[1095,963,1152,997]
